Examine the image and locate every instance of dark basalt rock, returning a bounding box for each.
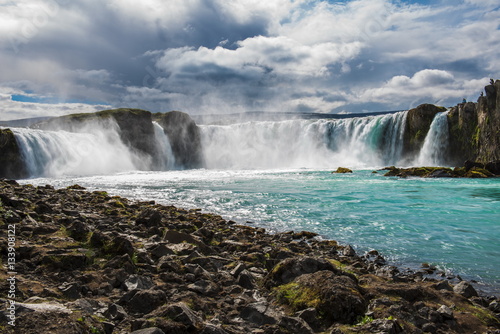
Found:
[154,111,204,169]
[0,128,28,179]
[0,179,499,334]
[34,108,157,162]
[403,104,447,161]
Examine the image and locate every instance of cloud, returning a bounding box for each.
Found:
[0,0,499,118]
[360,69,489,108]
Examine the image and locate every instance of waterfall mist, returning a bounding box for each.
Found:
[12,119,148,177]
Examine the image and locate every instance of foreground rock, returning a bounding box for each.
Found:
[0,179,499,333]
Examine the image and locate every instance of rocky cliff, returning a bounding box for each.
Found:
[154,111,204,169]
[0,129,27,179]
[402,104,447,161]
[35,108,158,162]
[447,80,500,165]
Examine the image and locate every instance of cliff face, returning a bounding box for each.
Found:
[447,80,500,165]
[476,81,500,162]
[35,108,157,161]
[0,128,28,179]
[403,104,447,161]
[154,111,204,169]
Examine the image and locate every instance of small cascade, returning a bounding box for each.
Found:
[416,111,450,166]
[153,122,176,170]
[200,111,409,169]
[11,126,140,177]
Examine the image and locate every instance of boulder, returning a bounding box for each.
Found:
[274,270,366,324]
[333,167,353,174]
[453,281,478,298]
[136,208,163,227]
[0,128,28,179]
[127,288,167,315]
[264,257,341,288]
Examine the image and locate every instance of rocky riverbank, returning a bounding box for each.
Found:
[1,179,499,334]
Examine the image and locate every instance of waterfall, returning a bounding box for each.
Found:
[11,125,141,177]
[153,122,176,170]
[8,111,414,177]
[416,111,450,166]
[200,111,408,169]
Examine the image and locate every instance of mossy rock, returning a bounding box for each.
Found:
[333,167,353,174]
[274,270,366,324]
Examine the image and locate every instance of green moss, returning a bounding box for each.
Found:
[356,315,374,326]
[473,126,481,146]
[274,282,321,312]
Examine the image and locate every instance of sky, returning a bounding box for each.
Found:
[0,0,499,120]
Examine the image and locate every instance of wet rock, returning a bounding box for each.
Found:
[160,302,203,329]
[453,281,478,298]
[188,279,220,296]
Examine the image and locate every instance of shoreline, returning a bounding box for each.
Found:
[1,179,500,333]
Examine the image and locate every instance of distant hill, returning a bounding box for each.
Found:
[0,116,53,128]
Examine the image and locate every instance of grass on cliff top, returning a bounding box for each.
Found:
[62,108,151,122]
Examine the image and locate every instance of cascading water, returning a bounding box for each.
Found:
[153,122,176,170]
[416,111,450,166]
[7,109,450,176]
[11,125,142,177]
[200,111,409,169]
